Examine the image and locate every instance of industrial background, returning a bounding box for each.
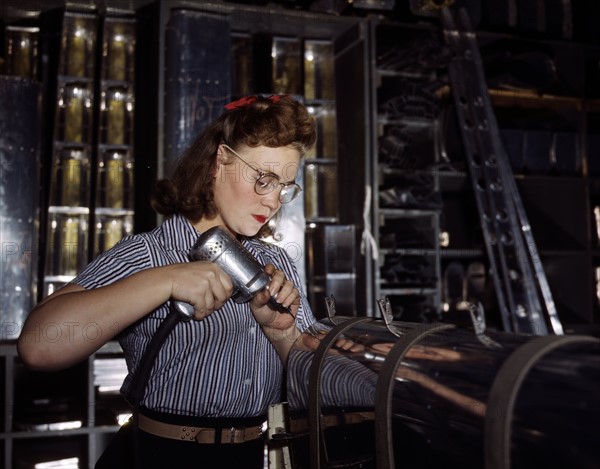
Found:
[0,0,599,468]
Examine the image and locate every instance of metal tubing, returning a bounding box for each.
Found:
[287,318,599,468]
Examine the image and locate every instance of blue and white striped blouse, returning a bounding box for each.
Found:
[73,214,316,418]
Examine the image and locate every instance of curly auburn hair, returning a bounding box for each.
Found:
[151,95,316,227]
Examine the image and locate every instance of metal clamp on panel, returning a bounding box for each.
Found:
[469,302,502,349]
[308,315,372,469]
[374,321,456,469]
[485,334,600,469]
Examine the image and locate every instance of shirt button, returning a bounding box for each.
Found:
[244,379,251,386]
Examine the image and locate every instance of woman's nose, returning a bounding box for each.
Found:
[262,189,281,209]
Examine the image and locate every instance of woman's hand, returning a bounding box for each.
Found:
[250,264,299,329]
[250,264,301,365]
[168,261,234,320]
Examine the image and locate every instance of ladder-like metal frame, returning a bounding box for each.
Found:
[441,7,564,335]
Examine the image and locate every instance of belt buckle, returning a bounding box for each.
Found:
[228,426,244,444]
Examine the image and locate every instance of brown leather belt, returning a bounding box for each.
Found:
[138,413,265,444]
[289,411,374,434]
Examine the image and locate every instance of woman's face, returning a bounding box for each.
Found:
[212,144,301,237]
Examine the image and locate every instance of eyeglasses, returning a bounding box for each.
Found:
[221,144,302,204]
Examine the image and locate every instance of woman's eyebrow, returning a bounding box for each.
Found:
[255,165,297,183]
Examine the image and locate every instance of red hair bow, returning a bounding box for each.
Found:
[224,94,288,110]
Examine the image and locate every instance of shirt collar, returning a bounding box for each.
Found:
[161,214,201,251]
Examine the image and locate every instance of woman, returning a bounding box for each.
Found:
[17,95,318,468]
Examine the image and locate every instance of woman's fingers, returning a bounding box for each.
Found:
[170,262,234,320]
[267,266,297,309]
[251,264,300,328]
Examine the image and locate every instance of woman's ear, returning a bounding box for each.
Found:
[214,146,225,177]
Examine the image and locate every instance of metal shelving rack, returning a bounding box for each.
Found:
[367,17,444,321]
[0,342,126,468]
[0,6,135,467]
[42,7,136,297]
[43,8,99,297]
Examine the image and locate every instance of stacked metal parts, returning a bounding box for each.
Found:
[93,343,131,427]
[43,8,136,297]
[373,26,450,323]
[94,15,136,260]
[3,9,136,467]
[44,10,98,296]
[281,311,600,469]
[303,39,338,224]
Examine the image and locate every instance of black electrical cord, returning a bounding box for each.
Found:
[128,303,185,469]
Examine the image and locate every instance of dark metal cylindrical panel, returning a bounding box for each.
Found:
[287,318,600,469]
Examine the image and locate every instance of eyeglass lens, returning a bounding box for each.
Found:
[256,174,300,204]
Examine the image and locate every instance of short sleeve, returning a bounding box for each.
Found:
[73,235,154,290]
